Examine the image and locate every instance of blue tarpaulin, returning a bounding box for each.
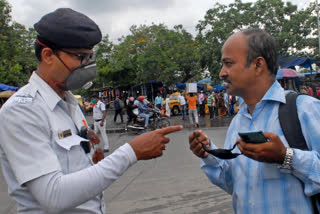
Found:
[175,83,186,89]
[197,78,212,83]
[0,83,20,91]
[175,83,205,90]
[197,84,204,89]
[215,84,226,92]
[278,56,315,71]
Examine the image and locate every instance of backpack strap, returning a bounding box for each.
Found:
[278,92,308,150]
[279,92,319,214]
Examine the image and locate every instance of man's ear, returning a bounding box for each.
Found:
[254,57,267,76]
[41,48,55,65]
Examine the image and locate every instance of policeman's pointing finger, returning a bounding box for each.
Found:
[157,125,183,135]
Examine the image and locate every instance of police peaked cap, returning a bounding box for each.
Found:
[34,8,102,49]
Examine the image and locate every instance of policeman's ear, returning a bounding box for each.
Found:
[254,57,267,76]
[41,48,55,65]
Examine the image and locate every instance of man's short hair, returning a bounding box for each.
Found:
[242,29,278,76]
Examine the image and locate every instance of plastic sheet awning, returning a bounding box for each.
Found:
[175,83,186,89]
[197,78,212,83]
[0,83,20,91]
[278,56,315,71]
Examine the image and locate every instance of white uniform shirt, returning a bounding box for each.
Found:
[178,95,186,106]
[0,72,137,214]
[93,100,105,120]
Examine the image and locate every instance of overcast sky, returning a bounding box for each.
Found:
[7,0,307,42]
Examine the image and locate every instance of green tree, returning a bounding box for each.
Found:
[196,0,318,79]
[0,0,37,86]
[96,34,137,88]
[96,23,201,87]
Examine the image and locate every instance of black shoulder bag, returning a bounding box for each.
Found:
[279,92,319,214]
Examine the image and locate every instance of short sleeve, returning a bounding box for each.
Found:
[99,102,106,111]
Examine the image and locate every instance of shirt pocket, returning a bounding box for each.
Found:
[54,133,92,173]
[263,163,281,180]
[55,134,87,150]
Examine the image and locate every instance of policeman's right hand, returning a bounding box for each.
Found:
[129,125,183,160]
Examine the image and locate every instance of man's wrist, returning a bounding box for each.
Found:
[278,147,294,169]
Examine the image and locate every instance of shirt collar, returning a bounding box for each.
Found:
[29,72,77,111]
[238,80,286,114]
[260,80,286,103]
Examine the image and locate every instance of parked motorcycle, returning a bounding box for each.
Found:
[125,107,170,134]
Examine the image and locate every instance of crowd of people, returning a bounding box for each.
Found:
[89,89,240,128]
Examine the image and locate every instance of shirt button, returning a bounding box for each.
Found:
[249,200,253,205]
[250,173,254,177]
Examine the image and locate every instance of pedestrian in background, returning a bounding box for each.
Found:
[228,94,236,116]
[198,91,205,117]
[186,93,199,128]
[126,96,138,125]
[307,86,314,97]
[178,92,186,120]
[92,97,110,153]
[138,96,151,128]
[223,90,230,116]
[317,87,320,99]
[113,96,124,123]
[155,92,163,110]
[218,91,227,116]
[165,94,171,118]
[213,91,219,118]
[207,91,215,120]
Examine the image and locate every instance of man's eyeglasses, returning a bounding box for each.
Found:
[59,49,95,65]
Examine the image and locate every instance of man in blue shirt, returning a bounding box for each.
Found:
[154,92,163,110]
[138,96,151,128]
[189,29,320,213]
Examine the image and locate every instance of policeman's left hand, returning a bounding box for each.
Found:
[87,129,100,144]
[237,132,286,164]
[100,121,104,127]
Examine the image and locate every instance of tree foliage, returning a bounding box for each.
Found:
[0,0,37,86]
[95,24,201,87]
[196,0,318,78]
[2,0,320,88]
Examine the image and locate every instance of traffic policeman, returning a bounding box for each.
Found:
[0,8,182,213]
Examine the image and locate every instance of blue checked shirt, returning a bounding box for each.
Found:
[202,81,320,214]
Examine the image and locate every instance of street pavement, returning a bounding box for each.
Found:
[0,111,234,214]
[104,127,233,214]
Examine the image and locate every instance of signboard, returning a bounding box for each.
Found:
[186,83,197,93]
